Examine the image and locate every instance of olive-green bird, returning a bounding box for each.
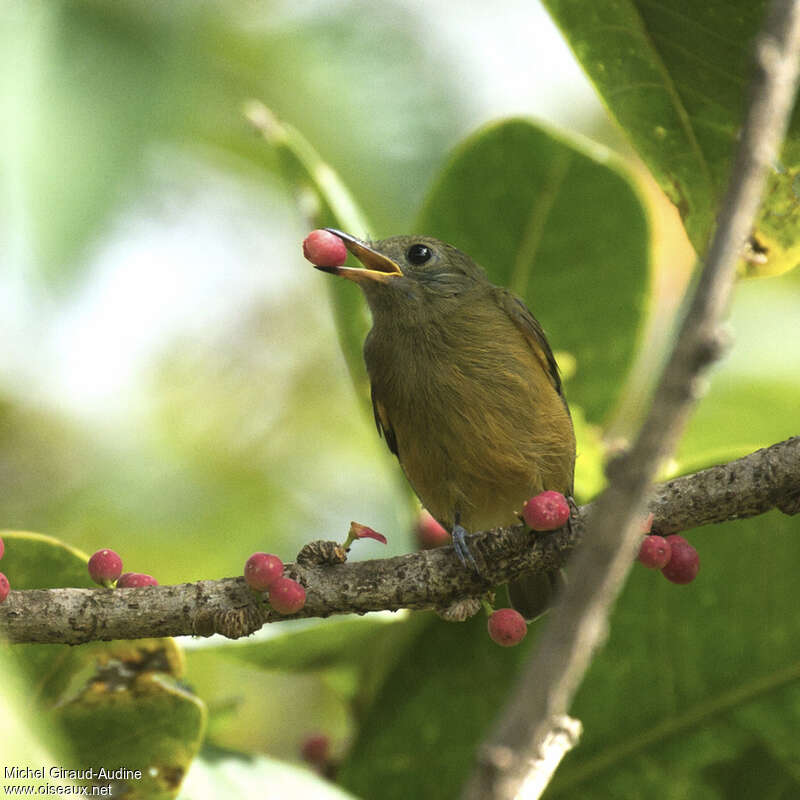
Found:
[315,229,576,619]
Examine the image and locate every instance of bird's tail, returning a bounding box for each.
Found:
[507,569,566,621]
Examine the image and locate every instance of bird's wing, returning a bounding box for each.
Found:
[495,287,564,397]
[371,383,399,457]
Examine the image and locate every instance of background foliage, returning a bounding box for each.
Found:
[1,0,799,798]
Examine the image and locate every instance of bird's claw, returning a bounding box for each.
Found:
[567,495,579,536]
[452,523,479,572]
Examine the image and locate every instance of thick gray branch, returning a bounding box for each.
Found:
[463,2,800,798]
[0,437,797,645]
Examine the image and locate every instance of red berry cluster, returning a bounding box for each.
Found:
[637,534,699,584]
[0,536,8,603]
[244,553,306,615]
[87,548,158,588]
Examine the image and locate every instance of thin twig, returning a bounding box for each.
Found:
[462,2,800,798]
[0,437,797,645]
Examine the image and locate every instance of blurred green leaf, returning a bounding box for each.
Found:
[208,614,412,674]
[417,118,650,423]
[547,510,800,798]
[245,101,374,408]
[3,0,467,285]
[0,646,69,791]
[542,0,800,276]
[675,270,800,472]
[1,1,178,280]
[571,405,606,502]
[184,648,350,760]
[226,1,468,235]
[179,750,358,800]
[184,614,423,761]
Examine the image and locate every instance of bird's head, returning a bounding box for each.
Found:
[314,229,489,319]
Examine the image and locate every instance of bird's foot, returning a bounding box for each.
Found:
[452,523,479,572]
[567,495,579,536]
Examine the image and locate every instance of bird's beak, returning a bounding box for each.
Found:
[315,229,403,283]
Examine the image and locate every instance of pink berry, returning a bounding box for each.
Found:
[244,552,284,592]
[0,536,4,560]
[88,549,123,585]
[117,572,158,588]
[487,608,527,647]
[302,230,347,268]
[661,535,699,584]
[0,572,9,602]
[521,491,570,531]
[637,535,672,569]
[269,576,306,615]
[416,510,450,549]
[300,733,330,766]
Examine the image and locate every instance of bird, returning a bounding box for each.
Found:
[314,229,576,619]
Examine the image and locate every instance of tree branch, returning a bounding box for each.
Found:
[462,1,800,797]
[0,437,797,645]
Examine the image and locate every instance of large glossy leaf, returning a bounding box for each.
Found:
[543,0,800,276]
[548,271,800,795]
[334,510,800,800]
[418,118,650,423]
[548,510,800,798]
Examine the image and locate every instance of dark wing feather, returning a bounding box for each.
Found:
[495,288,564,399]
[371,383,399,457]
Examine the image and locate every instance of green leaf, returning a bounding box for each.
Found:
[54,672,205,800]
[547,510,800,798]
[1,532,203,799]
[1,531,102,703]
[417,118,650,423]
[335,511,800,800]
[0,530,94,589]
[337,612,536,800]
[542,0,800,276]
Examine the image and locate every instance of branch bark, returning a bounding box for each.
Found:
[462,1,800,797]
[0,437,797,645]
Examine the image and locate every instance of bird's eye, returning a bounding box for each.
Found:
[406,243,432,265]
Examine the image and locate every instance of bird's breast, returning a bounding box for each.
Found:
[364,317,575,531]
